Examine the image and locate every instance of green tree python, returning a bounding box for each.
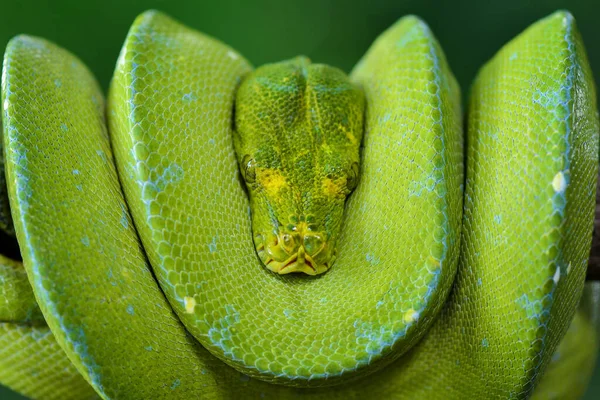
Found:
[0,8,599,400]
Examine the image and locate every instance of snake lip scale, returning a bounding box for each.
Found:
[0,7,599,400]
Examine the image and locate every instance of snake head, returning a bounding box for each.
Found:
[253,216,336,275]
[233,56,364,275]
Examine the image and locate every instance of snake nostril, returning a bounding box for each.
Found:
[303,234,324,256]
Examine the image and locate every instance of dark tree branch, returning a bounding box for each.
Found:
[587,173,600,281]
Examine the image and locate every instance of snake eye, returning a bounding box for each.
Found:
[242,154,256,184]
[346,162,360,191]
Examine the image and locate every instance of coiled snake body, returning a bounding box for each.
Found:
[0,9,599,400]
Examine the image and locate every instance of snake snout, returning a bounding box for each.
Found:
[302,232,325,257]
[255,229,334,275]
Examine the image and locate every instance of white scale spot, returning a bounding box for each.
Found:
[552,171,567,193]
[184,296,196,314]
[403,309,419,323]
[3,99,8,110]
[227,50,239,60]
[553,266,561,284]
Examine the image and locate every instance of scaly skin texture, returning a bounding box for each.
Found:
[109,11,461,386]
[0,256,96,399]
[532,282,600,400]
[234,57,364,275]
[0,8,598,400]
[0,255,43,324]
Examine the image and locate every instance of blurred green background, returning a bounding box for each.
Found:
[0,0,599,398]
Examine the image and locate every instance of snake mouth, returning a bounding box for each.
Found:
[280,254,316,273]
[266,253,323,275]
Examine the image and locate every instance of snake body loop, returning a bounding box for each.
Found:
[0,9,598,400]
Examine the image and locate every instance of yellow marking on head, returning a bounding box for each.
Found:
[322,177,346,198]
[297,149,310,158]
[320,142,333,156]
[258,168,287,196]
[338,123,357,145]
[184,296,196,314]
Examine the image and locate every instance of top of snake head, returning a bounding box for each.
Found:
[233,56,365,276]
